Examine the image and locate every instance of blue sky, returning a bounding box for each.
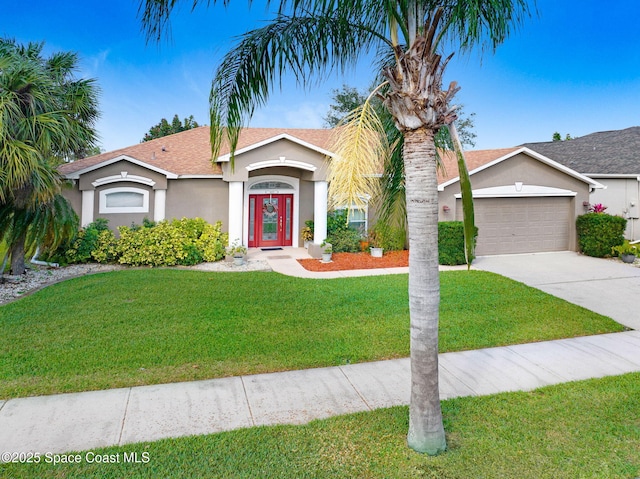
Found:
[3,1,639,152]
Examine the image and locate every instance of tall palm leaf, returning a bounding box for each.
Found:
[141,0,533,455]
[0,39,99,273]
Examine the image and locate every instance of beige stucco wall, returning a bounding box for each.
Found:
[221,139,330,182]
[61,182,82,219]
[589,177,640,241]
[78,161,168,191]
[165,178,229,228]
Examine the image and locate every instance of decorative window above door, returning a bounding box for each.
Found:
[249,181,294,191]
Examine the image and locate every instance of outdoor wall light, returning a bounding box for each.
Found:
[583,201,590,208]
[442,205,450,212]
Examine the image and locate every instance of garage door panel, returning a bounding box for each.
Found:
[474,197,571,255]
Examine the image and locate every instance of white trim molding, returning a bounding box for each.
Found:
[64,154,179,179]
[92,171,156,187]
[217,133,335,162]
[439,147,604,191]
[454,184,577,199]
[99,187,150,214]
[81,190,95,227]
[229,182,244,246]
[154,189,167,222]
[245,157,317,172]
[313,181,328,244]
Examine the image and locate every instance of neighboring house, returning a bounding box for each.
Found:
[59,126,603,256]
[522,126,640,242]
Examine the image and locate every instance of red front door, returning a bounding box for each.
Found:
[248,194,293,247]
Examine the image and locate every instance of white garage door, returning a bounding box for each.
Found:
[474,197,571,255]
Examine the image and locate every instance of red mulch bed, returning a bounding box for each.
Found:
[298,250,409,272]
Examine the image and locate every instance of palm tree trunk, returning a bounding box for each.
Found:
[404,127,446,455]
[10,233,27,275]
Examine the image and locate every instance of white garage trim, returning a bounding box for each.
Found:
[455,184,577,199]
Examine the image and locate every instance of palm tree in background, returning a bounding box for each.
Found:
[141,0,533,454]
[0,39,100,274]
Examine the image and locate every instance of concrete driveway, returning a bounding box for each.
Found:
[473,251,640,331]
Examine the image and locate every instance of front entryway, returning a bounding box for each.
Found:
[248,194,294,247]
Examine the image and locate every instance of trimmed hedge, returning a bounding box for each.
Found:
[576,213,626,257]
[438,221,477,265]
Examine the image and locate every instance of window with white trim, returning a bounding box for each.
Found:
[336,206,368,235]
[99,187,149,214]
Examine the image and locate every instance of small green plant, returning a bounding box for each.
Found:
[327,228,361,252]
[301,220,314,242]
[611,240,639,257]
[368,221,405,251]
[61,218,111,264]
[91,229,118,263]
[321,240,332,253]
[227,239,247,257]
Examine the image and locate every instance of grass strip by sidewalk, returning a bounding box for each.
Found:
[2,373,638,478]
[0,269,624,398]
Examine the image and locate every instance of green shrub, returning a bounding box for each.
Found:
[60,218,110,264]
[91,229,118,263]
[327,228,361,253]
[116,218,227,267]
[576,213,627,257]
[438,221,478,265]
[369,221,406,252]
[196,221,228,262]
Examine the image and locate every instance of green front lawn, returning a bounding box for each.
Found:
[0,269,624,398]
[3,373,638,478]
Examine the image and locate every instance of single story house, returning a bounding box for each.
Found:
[59,126,603,256]
[522,126,640,242]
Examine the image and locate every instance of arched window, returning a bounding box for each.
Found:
[249,181,294,191]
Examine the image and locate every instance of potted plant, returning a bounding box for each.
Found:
[321,241,332,262]
[612,241,638,264]
[368,230,384,258]
[301,220,314,248]
[227,239,248,266]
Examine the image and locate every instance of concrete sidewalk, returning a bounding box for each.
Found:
[1,331,639,454]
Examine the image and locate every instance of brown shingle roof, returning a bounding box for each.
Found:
[59,125,515,184]
[437,148,519,184]
[59,126,335,177]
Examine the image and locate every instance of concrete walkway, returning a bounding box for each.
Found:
[1,249,639,455]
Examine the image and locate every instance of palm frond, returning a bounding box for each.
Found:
[327,88,388,215]
[447,121,475,268]
[209,6,388,163]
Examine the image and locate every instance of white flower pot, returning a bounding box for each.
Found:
[321,253,332,262]
[233,256,244,266]
[370,247,383,258]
